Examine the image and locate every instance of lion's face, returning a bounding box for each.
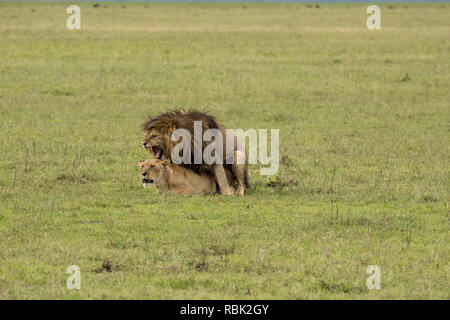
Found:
[142,128,167,160]
[138,159,168,187]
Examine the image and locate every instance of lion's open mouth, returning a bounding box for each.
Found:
[152,146,164,159]
[142,178,154,186]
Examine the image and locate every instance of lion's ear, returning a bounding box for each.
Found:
[138,160,145,167]
[161,160,170,167]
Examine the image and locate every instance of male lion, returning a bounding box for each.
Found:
[141,110,249,196]
[138,158,236,196]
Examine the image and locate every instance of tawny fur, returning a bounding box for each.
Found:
[138,158,236,196]
[141,109,249,196]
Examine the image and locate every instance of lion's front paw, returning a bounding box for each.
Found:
[221,187,235,196]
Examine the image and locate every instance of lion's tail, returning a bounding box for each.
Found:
[244,168,250,188]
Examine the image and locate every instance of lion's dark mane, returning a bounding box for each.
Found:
[141,109,219,133]
[141,109,220,173]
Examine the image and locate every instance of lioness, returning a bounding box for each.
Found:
[141,110,249,196]
[138,158,236,196]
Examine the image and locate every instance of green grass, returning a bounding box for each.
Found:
[0,2,448,299]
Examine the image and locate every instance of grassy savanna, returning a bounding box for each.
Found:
[0,2,448,299]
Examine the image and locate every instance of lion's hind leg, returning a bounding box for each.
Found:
[232,150,247,196]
